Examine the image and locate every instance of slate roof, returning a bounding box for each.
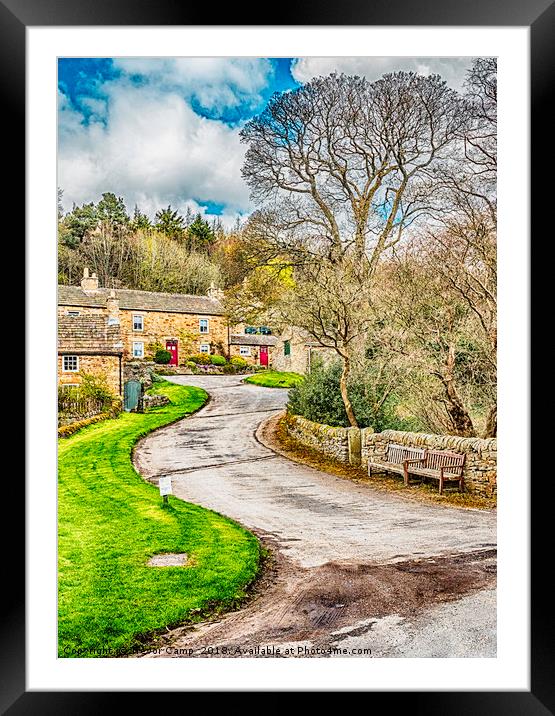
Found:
[58,315,123,355]
[229,334,278,347]
[58,285,225,316]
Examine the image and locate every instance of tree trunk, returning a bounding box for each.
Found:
[484,404,497,438]
[340,355,359,428]
[437,345,476,437]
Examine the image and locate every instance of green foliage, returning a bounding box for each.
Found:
[210,354,227,366]
[154,205,185,241]
[77,372,114,404]
[96,192,129,227]
[187,214,216,252]
[222,363,238,374]
[287,358,422,431]
[230,356,248,369]
[61,202,97,247]
[58,381,260,656]
[188,353,212,365]
[185,360,199,372]
[154,349,172,365]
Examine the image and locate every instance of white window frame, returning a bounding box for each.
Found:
[132,342,144,358]
[199,318,209,334]
[132,314,144,331]
[200,344,210,354]
[240,346,251,356]
[62,355,79,372]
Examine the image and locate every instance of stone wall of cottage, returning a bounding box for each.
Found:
[57,354,121,396]
[361,430,497,497]
[59,305,228,363]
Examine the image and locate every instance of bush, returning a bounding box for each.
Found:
[153,349,172,365]
[210,354,227,366]
[287,357,423,431]
[188,353,212,365]
[230,356,248,369]
[222,363,238,374]
[185,360,199,372]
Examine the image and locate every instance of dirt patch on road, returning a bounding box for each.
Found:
[137,531,496,658]
[257,412,496,512]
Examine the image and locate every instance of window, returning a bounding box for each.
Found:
[62,355,79,372]
[133,315,144,331]
[66,310,80,317]
[240,346,251,356]
[284,340,291,357]
[200,344,210,354]
[132,342,144,358]
[199,318,209,334]
[108,316,119,326]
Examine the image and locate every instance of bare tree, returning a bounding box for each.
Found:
[240,71,466,425]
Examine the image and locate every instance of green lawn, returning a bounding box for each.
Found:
[58,380,260,657]
[244,371,303,389]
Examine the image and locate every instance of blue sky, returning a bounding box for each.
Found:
[57,56,472,227]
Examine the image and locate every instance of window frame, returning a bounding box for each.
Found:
[132,314,144,332]
[200,343,210,354]
[62,355,79,372]
[132,341,144,358]
[240,346,251,356]
[199,318,209,334]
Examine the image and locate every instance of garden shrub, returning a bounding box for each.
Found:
[188,353,212,365]
[287,357,423,432]
[154,349,172,364]
[185,360,199,372]
[230,356,248,369]
[210,354,227,366]
[222,363,238,374]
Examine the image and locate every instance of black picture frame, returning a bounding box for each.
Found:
[10,0,552,710]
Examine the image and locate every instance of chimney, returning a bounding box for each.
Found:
[81,267,99,292]
[106,289,120,325]
[207,282,224,302]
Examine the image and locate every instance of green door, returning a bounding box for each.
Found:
[123,380,141,412]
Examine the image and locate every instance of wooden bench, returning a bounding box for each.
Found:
[404,449,466,494]
[368,443,426,479]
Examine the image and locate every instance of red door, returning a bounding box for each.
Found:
[260,345,268,367]
[166,340,178,366]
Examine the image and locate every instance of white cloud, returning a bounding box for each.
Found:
[58,79,253,221]
[112,57,274,114]
[291,57,474,91]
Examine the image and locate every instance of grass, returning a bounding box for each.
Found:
[244,370,303,389]
[58,379,261,657]
[270,415,496,511]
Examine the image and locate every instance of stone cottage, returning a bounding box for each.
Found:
[58,269,228,392]
[58,313,124,395]
[272,326,337,374]
[229,333,278,367]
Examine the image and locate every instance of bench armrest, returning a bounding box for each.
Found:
[404,457,426,466]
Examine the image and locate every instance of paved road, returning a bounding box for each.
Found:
[134,375,497,658]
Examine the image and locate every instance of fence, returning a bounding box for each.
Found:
[58,387,113,426]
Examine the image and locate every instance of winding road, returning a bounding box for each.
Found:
[134,375,497,658]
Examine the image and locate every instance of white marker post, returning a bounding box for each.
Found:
[158,476,172,505]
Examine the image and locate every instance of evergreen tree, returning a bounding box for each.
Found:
[154,205,186,241]
[187,213,216,252]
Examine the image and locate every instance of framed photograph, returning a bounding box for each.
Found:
[12,0,550,708]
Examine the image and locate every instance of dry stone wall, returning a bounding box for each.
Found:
[284,414,497,498]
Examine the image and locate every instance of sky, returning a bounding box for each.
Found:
[58,56,474,228]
